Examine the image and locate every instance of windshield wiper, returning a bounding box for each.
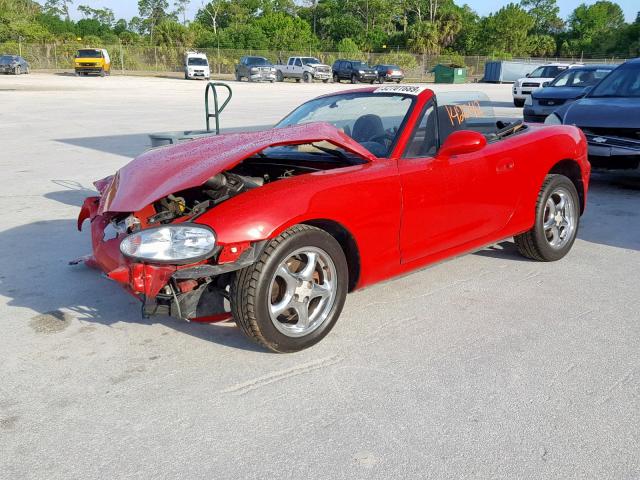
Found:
[311,143,351,162]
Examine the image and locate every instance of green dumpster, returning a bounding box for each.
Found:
[431,64,468,84]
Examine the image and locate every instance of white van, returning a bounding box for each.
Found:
[184,51,210,80]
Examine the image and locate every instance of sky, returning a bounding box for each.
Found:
[61,0,639,23]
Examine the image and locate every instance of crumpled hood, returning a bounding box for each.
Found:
[563,97,640,129]
[98,122,377,214]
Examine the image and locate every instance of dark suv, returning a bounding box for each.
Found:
[235,56,276,82]
[332,59,378,84]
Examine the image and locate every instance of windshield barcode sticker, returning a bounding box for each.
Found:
[375,85,428,95]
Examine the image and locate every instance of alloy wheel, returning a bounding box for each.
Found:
[268,247,337,338]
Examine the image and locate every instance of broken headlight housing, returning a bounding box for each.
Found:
[120,224,216,264]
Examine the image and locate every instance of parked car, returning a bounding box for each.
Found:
[74,48,111,76]
[512,63,581,107]
[372,64,404,83]
[0,55,29,75]
[184,51,210,80]
[275,56,332,83]
[332,60,378,83]
[545,57,640,170]
[523,65,617,123]
[77,85,589,352]
[235,56,276,82]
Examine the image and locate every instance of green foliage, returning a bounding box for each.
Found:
[375,51,418,71]
[479,4,535,56]
[336,38,362,57]
[0,0,635,67]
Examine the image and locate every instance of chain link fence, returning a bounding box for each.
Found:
[1,42,627,81]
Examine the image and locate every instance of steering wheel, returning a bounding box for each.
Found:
[368,131,394,145]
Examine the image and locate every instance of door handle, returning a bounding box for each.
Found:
[496,159,515,173]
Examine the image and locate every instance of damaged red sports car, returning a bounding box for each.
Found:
[77,85,590,352]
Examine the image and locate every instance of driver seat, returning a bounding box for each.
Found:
[352,114,385,143]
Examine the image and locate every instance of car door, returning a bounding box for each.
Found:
[294,58,303,78]
[398,101,519,263]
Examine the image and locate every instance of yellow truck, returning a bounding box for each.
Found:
[74,48,111,76]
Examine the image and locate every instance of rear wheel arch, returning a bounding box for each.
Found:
[548,159,585,214]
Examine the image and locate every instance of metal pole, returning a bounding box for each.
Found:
[120,41,125,75]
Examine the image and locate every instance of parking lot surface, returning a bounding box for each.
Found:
[1,74,639,479]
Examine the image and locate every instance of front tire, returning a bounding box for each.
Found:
[351,74,357,84]
[513,98,525,107]
[303,71,312,83]
[14,66,21,75]
[514,174,580,262]
[231,225,348,353]
[276,70,284,82]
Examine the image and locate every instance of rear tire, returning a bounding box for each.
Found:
[276,70,284,82]
[514,174,580,262]
[333,73,339,83]
[513,98,525,107]
[231,225,348,353]
[235,72,241,81]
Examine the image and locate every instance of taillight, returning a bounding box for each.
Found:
[387,69,393,75]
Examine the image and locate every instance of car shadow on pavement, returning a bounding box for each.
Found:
[578,171,640,251]
[0,217,265,352]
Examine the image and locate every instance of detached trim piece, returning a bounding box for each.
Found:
[172,241,267,279]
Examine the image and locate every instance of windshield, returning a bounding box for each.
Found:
[0,55,17,64]
[247,57,269,66]
[589,63,640,98]
[529,66,567,78]
[188,57,208,66]
[551,67,613,87]
[76,49,102,58]
[301,57,320,65]
[351,61,370,69]
[276,92,415,157]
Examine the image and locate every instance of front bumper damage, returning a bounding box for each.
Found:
[585,133,640,169]
[76,196,265,322]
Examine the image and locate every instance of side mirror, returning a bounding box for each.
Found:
[542,81,550,87]
[525,73,531,77]
[438,130,487,158]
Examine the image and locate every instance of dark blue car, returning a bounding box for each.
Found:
[523,64,617,123]
[544,58,640,170]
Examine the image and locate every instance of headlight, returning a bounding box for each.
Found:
[544,113,562,125]
[525,96,533,106]
[358,70,365,74]
[120,224,216,263]
[250,67,258,73]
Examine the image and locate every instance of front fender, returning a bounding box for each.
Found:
[194,162,403,288]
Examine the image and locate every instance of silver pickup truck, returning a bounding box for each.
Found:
[275,56,332,83]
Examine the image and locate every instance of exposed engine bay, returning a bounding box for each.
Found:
[110,148,360,232]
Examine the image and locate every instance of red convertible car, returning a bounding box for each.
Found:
[77,85,590,352]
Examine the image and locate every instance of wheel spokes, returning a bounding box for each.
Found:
[298,252,318,281]
[292,301,310,328]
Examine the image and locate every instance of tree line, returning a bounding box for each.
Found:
[1,0,638,58]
